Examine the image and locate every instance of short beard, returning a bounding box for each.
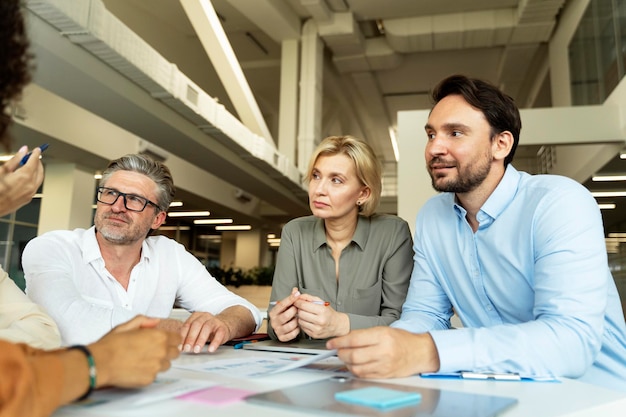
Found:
[429,154,491,194]
[97,226,142,245]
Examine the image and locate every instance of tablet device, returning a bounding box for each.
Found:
[246,375,518,417]
[242,338,329,354]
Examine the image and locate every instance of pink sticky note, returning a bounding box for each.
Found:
[177,386,255,406]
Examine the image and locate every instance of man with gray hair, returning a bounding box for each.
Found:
[23,154,262,353]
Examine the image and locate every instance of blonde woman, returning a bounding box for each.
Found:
[268,135,413,341]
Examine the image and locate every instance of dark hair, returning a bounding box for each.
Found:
[0,0,33,150]
[431,74,521,166]
[99,154,175,212]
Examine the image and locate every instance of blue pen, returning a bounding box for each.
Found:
[233,340,254,349]
[19,143,49,166]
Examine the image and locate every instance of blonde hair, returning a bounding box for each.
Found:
[304,135,382,217]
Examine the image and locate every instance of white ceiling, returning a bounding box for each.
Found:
[101,0,559,165]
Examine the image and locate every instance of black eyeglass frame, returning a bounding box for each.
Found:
[96,187,161,212]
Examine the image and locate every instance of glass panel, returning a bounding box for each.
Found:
[570,0,626,104]
[15,197,41,224]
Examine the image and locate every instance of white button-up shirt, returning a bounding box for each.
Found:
[23,226,262,345]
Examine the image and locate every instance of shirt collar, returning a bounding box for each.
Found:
[481,164,520,221]
[312,215,370,251]
[452,165,520,224]
[82,225,152,263]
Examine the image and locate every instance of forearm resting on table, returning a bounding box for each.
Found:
[216,305,257,339]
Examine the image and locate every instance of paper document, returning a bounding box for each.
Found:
[260,349,338,375]
[175,350,339,378]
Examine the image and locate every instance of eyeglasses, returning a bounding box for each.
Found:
[96,187,160,212]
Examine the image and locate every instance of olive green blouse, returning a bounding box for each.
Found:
[268,213,414,340]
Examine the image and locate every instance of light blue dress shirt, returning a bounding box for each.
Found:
[393,165,626,392]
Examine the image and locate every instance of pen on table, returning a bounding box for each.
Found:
[233,340,258,349]
[460,371,521,381]
[420,371,521,381]
[19,143,49,166]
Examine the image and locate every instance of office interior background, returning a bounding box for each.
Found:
[2,0,626,314]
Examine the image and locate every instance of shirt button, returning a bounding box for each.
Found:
[337,301,342,306]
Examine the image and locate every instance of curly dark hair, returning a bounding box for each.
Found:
[0,0,32,150]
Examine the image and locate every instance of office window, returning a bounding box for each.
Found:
[570,0,626,105]
[0,198,40,291]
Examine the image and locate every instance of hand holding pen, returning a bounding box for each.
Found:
[0,144,46,217]
[295,293,349,340]
[268,287,303,342]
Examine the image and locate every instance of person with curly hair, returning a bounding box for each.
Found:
[0,0,58,350]
[0,3,182,417]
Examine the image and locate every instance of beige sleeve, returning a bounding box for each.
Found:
[0,268,61,349]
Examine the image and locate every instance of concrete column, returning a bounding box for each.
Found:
[278,39,300,163]
[38,163,96,234]
[220,232,236,268]
[235,229,263,270]
[219,230,269,271]
[297,19,323,171]
[549,0,591,106]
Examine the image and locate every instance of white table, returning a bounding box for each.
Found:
[52,347,626,417]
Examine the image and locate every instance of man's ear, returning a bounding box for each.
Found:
[493,131,514,162]
[151,210,167,230]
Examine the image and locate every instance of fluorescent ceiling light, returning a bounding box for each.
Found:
[167,211,210,217]
[592,175,626,182]
[215,225,252,231]
[608,233,626,238]
[269,242,280,247]
[194,218,233,225]
[267,233,276,239]
[267,238,281,244]
[198,234,222,240]
[591,191,626,197]
[598,203,616,209]
[158,226,190,231]
[169,201,183,207]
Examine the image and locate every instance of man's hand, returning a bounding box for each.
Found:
[180,305,257,353]
[88,315,181,388]
[0,146,44,216]
[326,327,440,378]
[180,311,233,353]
